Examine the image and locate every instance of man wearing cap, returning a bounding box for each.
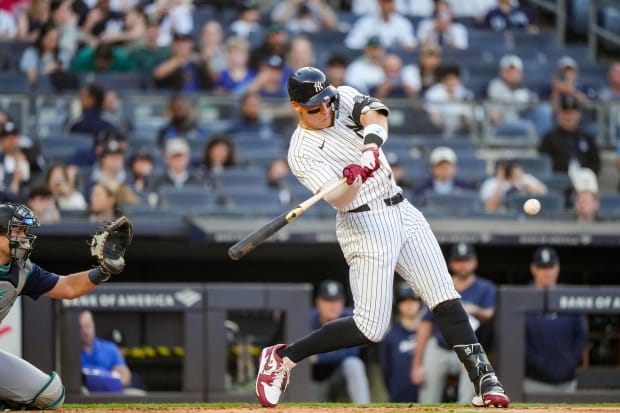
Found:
[539,94,600,175]
[248,22,289,72]
[550,56,595,107]
[309,279,371,404]
[344,0,417,51]
[412,243,497,404]
[270,0,337,34]
[487,54,539,137]
[0,122,32,197]
[417,0,468,50]
[378,283,424,402]
[413,146,476,206]
[344,36,386,94]
[151,138,203,193]
[524,247,588,393]
[246,55,289,98]
[570,167,601,223]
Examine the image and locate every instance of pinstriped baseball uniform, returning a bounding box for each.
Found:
[288,85,460,342]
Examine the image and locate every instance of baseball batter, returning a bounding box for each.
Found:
[255,67,510,408]
[0,203,130,410]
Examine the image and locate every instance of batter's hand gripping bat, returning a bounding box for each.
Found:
[228,178,347,261]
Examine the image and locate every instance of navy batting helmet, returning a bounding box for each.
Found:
[287,67,339,107]
[0,203,39,264]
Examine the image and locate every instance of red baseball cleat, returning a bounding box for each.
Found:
[472,373,510,408]
[255,344,295,408]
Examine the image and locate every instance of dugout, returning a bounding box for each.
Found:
[496,286,620,403]
[23,283,314,403]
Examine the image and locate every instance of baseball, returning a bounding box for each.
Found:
[523,198,541,215]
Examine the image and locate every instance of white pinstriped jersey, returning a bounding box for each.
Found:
[286,85,460,342]
[288,86,400,212]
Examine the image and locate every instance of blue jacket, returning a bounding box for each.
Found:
[378,322,419,402]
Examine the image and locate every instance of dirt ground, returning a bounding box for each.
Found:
[58,405,620,413]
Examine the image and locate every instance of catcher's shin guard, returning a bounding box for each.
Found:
[454,343,509,408]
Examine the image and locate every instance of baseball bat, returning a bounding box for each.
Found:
[228,177,347,261]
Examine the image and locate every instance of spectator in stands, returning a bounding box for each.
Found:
[487,54,538,137]
[245,54,290,98]
[248,22,290,72]
[0,121,33,198]
[88,181,124,222]
[79,0,125,43]
[45,162,88,211]
[19,22,70,88]
[153,32,214,92]
[127,14,170,81]
[198,20,226,75]
[549,56,595,107]
[126,149,156,206]
[0,7,18,39]
[379,283,424,403]
[310,279,371,403]
[345,0,417,51]
[157,95,208,148]
[413,146,477,206]
[79,309,132,390]
[227,91,275,138]
[0,111,45,178]
[414,42,442,94]
[524,247,588,393]
[351,0,435,17]
[598,61,620,103]
[84,138,129,200]
[570,167,601,223]
[17,0,50,41]
[229,0,263,47]
[479,159,547,213]
[151,138,204,192]
[417,0,468,50]
[424,63,474,136]
[287,35,316,70]
[49,0,80,57]
[151,0,193,47]
[214,36,256,96]
[372,53,418,98]
[324,54,348,88]
[484,0,539,33]
[539,94,601,175]
[70,42,134,72]
[68,83,120,140]
[201,133,237,174]
[344,36,385,94]
[271,0,338,34]
[412,242,497,404]
[102,90,130,133]
[97,6,146,48]
[27,181,61,224]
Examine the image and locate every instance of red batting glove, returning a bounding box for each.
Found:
[360,144,380,174]
[343,164,368,185]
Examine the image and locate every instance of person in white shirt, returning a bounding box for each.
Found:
[417,0,468,50]
[344,35,386,94]
[345,0,417,51]
[424,64,474,136]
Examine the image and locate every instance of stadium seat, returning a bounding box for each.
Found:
[211,167,269,192]
[157,185,213,211]
[456,157,489,186]
[542,173,573,194]
[423,192,483,216]
[0,72,31,93]
[507,192,565,218]
[496,155,552,178]
[598,193,620,220]
[224,190,283,216]
[39,136,93,163]
[87,72,147,92]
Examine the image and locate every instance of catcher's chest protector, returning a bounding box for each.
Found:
[0,260,31,323]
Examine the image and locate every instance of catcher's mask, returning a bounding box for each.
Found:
[0,203,39,264]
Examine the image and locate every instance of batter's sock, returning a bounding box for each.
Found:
[432,298,478,346]
[277,316,371,363]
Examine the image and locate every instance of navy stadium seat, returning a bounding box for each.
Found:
[507,192,564,218]
[157,185,212,211]
[423,192,482,216]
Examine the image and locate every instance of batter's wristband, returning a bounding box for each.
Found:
[362,124,387,147]
[88,268,108,285]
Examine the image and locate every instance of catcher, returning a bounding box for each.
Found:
[0,203,133,410]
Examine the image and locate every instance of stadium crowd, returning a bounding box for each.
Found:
[0,0,619,222]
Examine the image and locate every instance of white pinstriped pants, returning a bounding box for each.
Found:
[336,198,460,342]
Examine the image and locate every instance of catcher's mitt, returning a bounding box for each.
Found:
[90,215,134,276]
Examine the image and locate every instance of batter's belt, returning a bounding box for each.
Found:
[347,192,404,213]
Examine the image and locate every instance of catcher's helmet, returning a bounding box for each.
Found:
[287,67,339,107]
[0,203,39,264]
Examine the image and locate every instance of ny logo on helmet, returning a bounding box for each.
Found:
[313,82,323,92]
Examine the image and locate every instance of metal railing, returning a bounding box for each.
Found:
[527,0,568,44]
[588,0,620,61]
